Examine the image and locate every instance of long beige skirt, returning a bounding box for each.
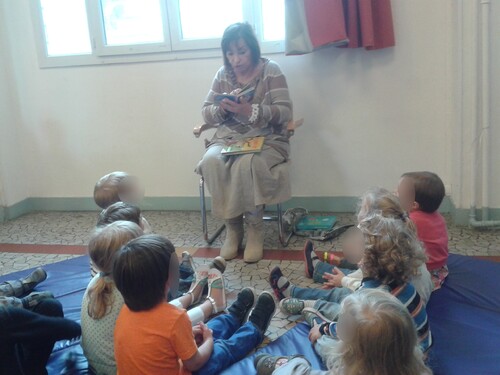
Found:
[196,143,291,219]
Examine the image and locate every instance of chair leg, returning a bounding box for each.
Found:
[277,203,293,247]
[199,177,225,245]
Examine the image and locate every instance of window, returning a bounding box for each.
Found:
[31,0,285,68]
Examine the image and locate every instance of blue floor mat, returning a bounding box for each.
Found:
[1,254,499,375]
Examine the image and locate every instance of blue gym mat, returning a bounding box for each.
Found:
[1,254,499,375]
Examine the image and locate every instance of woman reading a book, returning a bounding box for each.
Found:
[196,22,293,263]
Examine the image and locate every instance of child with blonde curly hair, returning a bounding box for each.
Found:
[271,213,433,354]
[255,289,432,375]
[271,188,433,312]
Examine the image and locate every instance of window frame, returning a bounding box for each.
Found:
[30,0,285,69]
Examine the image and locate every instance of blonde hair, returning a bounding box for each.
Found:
[358,214,426,285]
[326,289,432,375]
[357,187,414,230]
[93,171,130,209]
[86,221,143,319]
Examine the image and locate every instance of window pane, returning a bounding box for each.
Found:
[262,0,285,41]
[40,0,92,56]
[101,0,165,46]
[178,0,243,40]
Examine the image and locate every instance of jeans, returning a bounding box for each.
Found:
[290,285,352,304]
[312,261,354,284]
[195,314,263,375]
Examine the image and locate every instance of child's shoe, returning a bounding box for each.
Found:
[248,292,276,334]
[303,240,317,278]
[186,265,209,305]
[228,287,257,324]
[207,256,226,274]
[207,269,226,314]
[279,298,316,315]
[302,307,331,327]
[21,291,55,309]
[254,354,309,375]
[269,267,292,301]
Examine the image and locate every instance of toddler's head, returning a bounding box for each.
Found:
[87,221,143,319]
[398,171,445,213]
[97,202,142,228]
[93,171,144,209]
[358,214,426,285]
[113,234,179,312]
[357,187,410,224]
[327,288,432,375]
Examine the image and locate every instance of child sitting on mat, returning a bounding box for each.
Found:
[397,171,449,290]
[0,270,81,375]
[82,222,227,374]
[113,234,276,375]
[93,171,151,232]
[282,188,433,304]
[254,289,432,375]
[95,200,225,298]
[271,214,433,354]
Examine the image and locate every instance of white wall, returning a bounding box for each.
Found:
[0,0,498,211]
[0,1,30,206]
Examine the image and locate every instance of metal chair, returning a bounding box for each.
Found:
[194,119,303,247]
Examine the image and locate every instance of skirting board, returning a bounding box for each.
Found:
[1,196,499,226]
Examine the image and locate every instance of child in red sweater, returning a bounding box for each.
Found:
[398,171,449,290]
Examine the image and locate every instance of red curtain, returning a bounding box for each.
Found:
[285,0,395,55]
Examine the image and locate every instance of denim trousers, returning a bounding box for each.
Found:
[195,313,262,375]
[312,260,353,284]
[291,284,352,305]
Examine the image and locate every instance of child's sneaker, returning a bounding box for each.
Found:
[207,269,226,314]
[207,256,226,274]
[21,291,55,309]
[303,240,317,278]
[16,268,48,295]
[302,306,331,327]
[228,287,257,324]
[279,297,316,315]
[269,267,291,301]
[254,354,309,375]
[248,292,276,334]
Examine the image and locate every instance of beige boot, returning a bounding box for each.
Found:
[220,215,244,260]
[244,206,264,263]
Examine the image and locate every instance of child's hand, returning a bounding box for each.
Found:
[192,324,203,346]
[308,321,322,344]
[322,267,345,289]
[199,322,213,343]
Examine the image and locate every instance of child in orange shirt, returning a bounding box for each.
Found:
[113,234,276,375]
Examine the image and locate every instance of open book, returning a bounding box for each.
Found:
[221,136,265,155]
[214,85,256,104]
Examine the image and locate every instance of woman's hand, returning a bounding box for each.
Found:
[322,268,345,289]
[220,98,252,117]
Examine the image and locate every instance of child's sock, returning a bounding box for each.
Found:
[312,257,320,269]
[277,277,292,298]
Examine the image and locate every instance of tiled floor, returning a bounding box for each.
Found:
[1,210,500,341]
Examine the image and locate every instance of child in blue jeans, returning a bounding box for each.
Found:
[270,214,432,354]
[277,188,433,306]
[254,289,432,375]
[113,234,276,375]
